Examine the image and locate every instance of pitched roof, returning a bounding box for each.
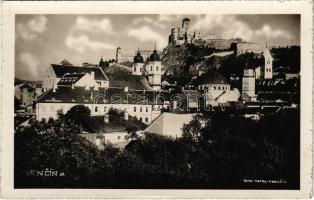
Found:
[103,63,132,73]
[60,59,73,66]
[51,64,108,81]
[57,73,86,86]
[37,87,167,105]
[144,113,195,138]
[106,73,153,91]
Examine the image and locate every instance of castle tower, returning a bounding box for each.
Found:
[242,67,256,101]
[169,28,178,44]
[182,18,190,35]
[263,43,273,79]
[132,49,144,75]
[146,46,162,91]
[182,18,190,42]
[116,47,122,63]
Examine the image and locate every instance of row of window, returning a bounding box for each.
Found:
[139,117,149,123]
[94,106,150,113]
[134,107,149,112]
[95,106,107,112]
[199,85,230,90]
[265,68,272,72]
[133,66,160,72]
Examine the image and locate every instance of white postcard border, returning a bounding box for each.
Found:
[1,1,312,199]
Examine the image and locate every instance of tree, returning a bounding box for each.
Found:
[64,105,91,131]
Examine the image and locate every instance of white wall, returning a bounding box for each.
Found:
[75,73,99,89]
[36,102,162,124]
[132,63,144,75]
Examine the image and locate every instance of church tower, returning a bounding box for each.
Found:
[116,47,122,63]
[242,67,256,101]
[132,49,144,75]
[146,46,162,91]
[263,44,273,79]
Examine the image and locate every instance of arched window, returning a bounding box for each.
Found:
[104,107,107,112]
[134,66,136,72]
[218,86,221,90]
[151,66,153,71]
[156,66,159,71]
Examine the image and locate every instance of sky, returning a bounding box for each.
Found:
[15,14,300,81]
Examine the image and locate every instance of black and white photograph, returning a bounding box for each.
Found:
[1,1,313,198]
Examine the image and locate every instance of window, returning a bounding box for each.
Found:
[140,107,142,112]
[222,86,224,90]
[151,66,153,71]
[95,106,98,112]
[134,107,136,112]
[104,107,107,112]
[117,136,121,140]
[146,107,148,112]
[218,86,221,90]
[140,117,143,122]
[134,66,136,72]
[213,86,216,90]
[156,66,159,71]
[145,117,148,123]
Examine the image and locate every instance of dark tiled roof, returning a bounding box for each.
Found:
[197,69,229,85]
[37,87,167,105]
[57,73,86,86]
[106,73,153,91]
[52,64,108,81]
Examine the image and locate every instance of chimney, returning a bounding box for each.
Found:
[53,81,57,92]
[91,71,95,80]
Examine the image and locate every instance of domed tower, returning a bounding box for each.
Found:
[132,50,144,75]
[146,47,162,91]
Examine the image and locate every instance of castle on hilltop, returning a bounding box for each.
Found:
[168,18,263,56]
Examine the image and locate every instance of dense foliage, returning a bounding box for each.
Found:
[15,108,299,189]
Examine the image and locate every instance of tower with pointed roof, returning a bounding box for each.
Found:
[132,49,144,75]
[146,45,162,91]
[263,43,273,79]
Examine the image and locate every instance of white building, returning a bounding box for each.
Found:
[36,86,167,125]
[42,60,109,91]
[146,50,162,91]
[130,49,162,91]
[242,68,257,101]
[197,69,240,106]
